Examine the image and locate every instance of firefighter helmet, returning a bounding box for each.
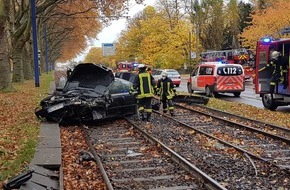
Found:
[138,64,146,70]
[271,51,280,60]
[161,72,168,77]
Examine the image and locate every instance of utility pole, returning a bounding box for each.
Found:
[30,0,40,87]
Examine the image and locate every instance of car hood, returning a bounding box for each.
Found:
[63,63,114,94]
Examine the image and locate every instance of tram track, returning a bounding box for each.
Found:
[179,103,290,140]
[83,119,225,190]
[172,103,290,169]
[60,102,290,189]
[126,111,290,189]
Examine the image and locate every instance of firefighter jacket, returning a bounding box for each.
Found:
[259,55,288,74]
[271,56,288,74]
[132,70,156,99]
[157,77,175,99]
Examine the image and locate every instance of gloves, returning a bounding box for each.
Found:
[129,87,135,95]
[154,87,159,95]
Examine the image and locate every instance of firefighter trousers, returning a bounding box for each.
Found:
[161,95,174,114]
[137,97,152,121]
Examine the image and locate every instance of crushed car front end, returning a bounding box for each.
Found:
[35,63,136,123]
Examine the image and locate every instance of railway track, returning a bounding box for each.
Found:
[173,103,290,169]
[83,119,226,190]
[179,103,290,140]
[126,110,290,189]
[60,103,290,189]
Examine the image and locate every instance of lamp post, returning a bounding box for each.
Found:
[30,0,40,87]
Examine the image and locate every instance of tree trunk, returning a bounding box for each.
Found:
[0,0,13,91]
[23,43,33,80]
[0,26,12,90]
[12,42,25,83]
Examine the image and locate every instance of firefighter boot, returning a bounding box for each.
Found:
[146,113,152,122]
[170,110,174,116]
[140,112,146,121]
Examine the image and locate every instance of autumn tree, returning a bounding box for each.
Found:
[241,0,290,50]
[0,0,145,90]
[0,0,12,90]
[238,1,253,33]
[199,0,224,50]
[115,4,192,69]
[223,0,240,49]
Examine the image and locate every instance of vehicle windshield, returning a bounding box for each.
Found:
[166,69,179,75]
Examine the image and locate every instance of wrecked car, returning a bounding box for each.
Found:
[35,63,137,123]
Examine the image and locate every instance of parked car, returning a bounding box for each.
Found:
[152,69,181,87]
[187,62,245,97]
[115,71,137,83]
[35,63,137,123]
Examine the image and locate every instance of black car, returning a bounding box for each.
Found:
[115,71,137,83]
[35,63,137,123]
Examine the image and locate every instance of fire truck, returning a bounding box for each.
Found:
[117,61,139,72]
[201,48,255,80]
[254,31,290,110]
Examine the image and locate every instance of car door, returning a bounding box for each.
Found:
[190,67,200,91]
[197,66,214,90]
[107,79,136,115]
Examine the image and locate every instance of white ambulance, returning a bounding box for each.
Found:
[187,62,245,97]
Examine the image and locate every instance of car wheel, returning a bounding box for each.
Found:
[262,93,278,111]
[233,92,241,97]
[205,86,213,97]
[187,83,193,93]
[175,84,180,87]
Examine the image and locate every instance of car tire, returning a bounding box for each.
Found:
[187,83,193,93]
[175,84,180,87]
[205,86,213,97]
[233,92,241,97]
[262,93,278,111]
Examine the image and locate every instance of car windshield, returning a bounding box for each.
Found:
[166,70,179,75]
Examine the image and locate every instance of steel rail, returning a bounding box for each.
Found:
[124,117,227,190]
[175,103,290,144]
[82,125,114,190]
[186,103,290,136]
[153,107,290,171]
[153,110,270,163]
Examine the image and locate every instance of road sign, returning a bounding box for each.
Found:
[191,52,196,59]
[102,43,116,56]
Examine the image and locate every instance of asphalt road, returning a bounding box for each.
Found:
[177,75,290,112]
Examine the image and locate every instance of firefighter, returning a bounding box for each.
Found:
[157,72,176,116]
[268,51,288,92]
[130,64,157,122]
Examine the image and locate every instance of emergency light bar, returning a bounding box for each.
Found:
[262,37,271,43]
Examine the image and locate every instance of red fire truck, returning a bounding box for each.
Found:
[201,48,255,80]
[117,62,136,72]
[254,33,290,110]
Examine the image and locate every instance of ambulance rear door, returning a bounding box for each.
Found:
[216,64,245,92]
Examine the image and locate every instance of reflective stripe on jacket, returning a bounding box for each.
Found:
[134,72,155,99]
[157,77,174,99]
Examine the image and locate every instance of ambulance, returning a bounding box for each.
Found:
[187,61,245,97]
